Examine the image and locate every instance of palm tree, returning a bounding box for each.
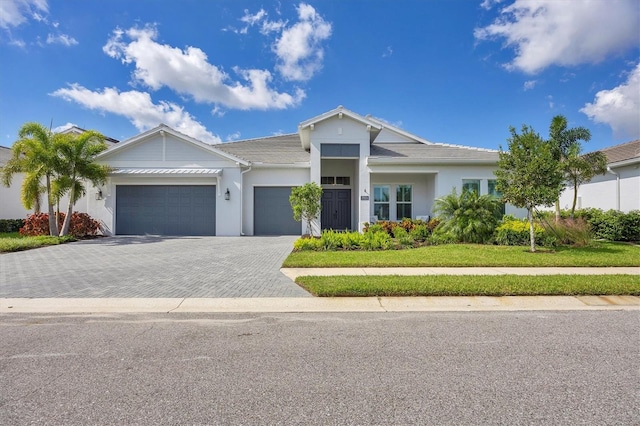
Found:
[563,144,607,217]
[1,123,63,235]
[433,188,503,244]
[55,130,110,236]
[548,115,591,221]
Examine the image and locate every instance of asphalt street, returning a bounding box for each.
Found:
[1,311,638,425]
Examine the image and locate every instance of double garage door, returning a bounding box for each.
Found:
[116,185,216,236]
[116,185,299,236]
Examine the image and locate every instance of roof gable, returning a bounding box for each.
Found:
[298,106,382,150]
[97,125,248,166]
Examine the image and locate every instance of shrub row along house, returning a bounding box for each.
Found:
[1,106,637,236]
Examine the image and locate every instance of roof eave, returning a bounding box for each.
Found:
[367,157,497,165]
[608,157,640,168]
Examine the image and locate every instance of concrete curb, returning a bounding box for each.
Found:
[1,296,638,314]
[280,267,640,280]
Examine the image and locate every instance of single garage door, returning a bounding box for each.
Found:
[254,187,300,235]
[116,185,216,236]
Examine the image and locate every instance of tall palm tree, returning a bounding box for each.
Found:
[55,130,110,236]
[548,115,591,221]
[563,144,607,217]
[1,123,62,235]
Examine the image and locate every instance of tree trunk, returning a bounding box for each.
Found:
[45,174,58,236]
[528,207,536,253]
[571,184,578,219]
[60,189,74,236]
[554,200,561,223]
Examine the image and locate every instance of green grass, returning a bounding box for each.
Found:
[283,242,639,268]
[296,275,640,297]
[0,233,75,253]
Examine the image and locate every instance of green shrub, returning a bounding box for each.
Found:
[427,231,456,245]
[620,210,640,241]
[409,224,429,242]
[319,229,342,250]
[340,231,364,250]
[392,226,413,247]
[0,219,24,233]
[362,231,392,250]
[433,189,503,244]
[494,219,550,246]
[364,223,385,234]
[293,237,322,251]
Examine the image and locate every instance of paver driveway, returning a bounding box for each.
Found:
[0,236,310,298]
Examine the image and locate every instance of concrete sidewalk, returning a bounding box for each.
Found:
[280,266,640,279]
[1,295,638,313]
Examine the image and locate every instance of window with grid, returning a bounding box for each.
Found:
[488,179,506,215]
[373,185,390,220]
[462,179,480,195]
[396,185,412,219]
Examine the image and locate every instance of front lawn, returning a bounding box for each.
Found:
[0,233,75,253]
[296,275,640,297]
[283,242,639,268]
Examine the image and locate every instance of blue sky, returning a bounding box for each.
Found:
[1,0,638,152]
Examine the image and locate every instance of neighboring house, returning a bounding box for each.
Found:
[557,139,640,213]
[0,126,119,220]
[86,106,527,236]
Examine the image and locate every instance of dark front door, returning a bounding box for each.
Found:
[321,189,351,230]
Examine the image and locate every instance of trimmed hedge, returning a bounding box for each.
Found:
[0,219,24,233]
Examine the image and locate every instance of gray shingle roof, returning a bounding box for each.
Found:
[370,143,499,162]
[596,139,640,164]
[216,134,310,164]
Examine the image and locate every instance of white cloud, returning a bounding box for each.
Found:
[273,3,332,81]
[51,84,222,144]
[225,131,241,142]
[52,122,76,133]
[382,46,393,58]
[523,80,536,91]
[475,0,640,74]
[0,0,48,29]
[46,33,78,46]
[8,38,26,48]
[580,63,640,139]
[241,8,267,26]
[103,25,304,110]
[261,19,287,35]
[480,0,504,10]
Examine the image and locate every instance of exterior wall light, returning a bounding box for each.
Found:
[225,188,230,200]
[95,189,103,200]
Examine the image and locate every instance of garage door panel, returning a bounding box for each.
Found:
[254,187,300,235]
[116,185,215,236]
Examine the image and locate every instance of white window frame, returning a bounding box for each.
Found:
[373,185,390,221]
[396,184,412,220]
[462,179,481,195]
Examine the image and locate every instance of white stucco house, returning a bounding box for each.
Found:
[2,106,529,234]
[557,139,640,213]
[77,106,524,236]
[0,126,119,220]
